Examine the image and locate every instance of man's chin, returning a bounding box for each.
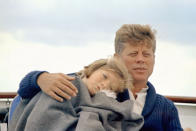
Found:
[133,76,148,83]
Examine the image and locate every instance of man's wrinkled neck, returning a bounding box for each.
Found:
[131,81,147,98]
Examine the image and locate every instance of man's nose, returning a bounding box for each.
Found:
[135,53,145,63]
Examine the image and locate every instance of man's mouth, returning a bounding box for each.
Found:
[133,67,147,72]
[134,67,146,70]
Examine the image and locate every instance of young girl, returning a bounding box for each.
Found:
[9,57,143,131]
[78,57,132,98]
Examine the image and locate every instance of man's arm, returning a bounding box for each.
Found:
[18,71,78,102]
[18,71,45,98]
[164,104,193,131]
[163,101,183,131]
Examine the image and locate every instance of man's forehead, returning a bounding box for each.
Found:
[124,42,153,50]
[126,40,152,47]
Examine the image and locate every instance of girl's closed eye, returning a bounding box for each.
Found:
[103,73,108,79]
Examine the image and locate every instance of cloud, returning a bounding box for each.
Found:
[0,32,114,91]
[150,41,196,96]
[0,0,196,96]
[1,32,196,97]
[1,0,196,46]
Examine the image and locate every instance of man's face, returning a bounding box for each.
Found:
[119,42,155,83]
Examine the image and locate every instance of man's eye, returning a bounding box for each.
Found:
[143,53,151,57]
[103,74,108,79]
[128,53,137,57]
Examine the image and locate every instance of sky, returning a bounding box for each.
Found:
[0,0,196,96]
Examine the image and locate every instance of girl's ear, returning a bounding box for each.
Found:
[114,53,120,58]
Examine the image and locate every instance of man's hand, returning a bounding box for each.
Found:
[37,72,78,102]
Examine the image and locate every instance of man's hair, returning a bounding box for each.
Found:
[115,24,156,54]
[78,57,132,93]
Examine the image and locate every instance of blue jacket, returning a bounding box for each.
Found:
[17,71,183,131]
[117,82,183,131]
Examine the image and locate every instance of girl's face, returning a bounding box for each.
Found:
[84,69,122,95]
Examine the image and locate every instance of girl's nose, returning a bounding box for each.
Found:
[100,81,109,90]
[100,82,106,89]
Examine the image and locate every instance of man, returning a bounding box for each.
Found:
[16,24,183,130]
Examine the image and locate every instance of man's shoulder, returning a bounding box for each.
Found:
[155,94,176,108]
[146,82,175,107]
[116,89,129,102]
[67,72,77,77]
